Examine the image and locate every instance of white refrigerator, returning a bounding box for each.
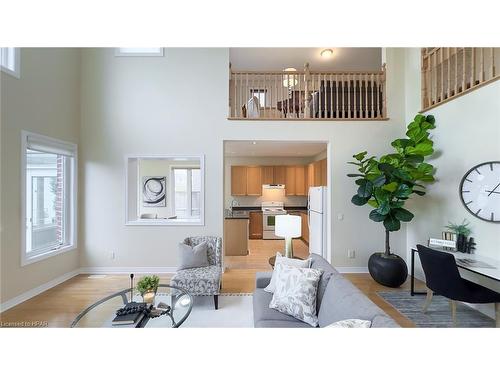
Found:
[308,186,328,258]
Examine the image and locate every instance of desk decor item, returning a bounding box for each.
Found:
[348,114,437,287]
[136,275,160,304]
[445,220,472,253]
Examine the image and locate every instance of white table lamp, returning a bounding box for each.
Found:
[275,214,301,258]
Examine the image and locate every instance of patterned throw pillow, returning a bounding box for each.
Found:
[269,264,323,327]
[325,319,372,328]
[264,253,311,293]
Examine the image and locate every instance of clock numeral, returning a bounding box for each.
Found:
[490,163,494,171]
[465,200,473,205]
[475,168,481,175]
[492,212,495,221]
[465,178,472,183]
[462,190,470,193]
[475,209,482,215]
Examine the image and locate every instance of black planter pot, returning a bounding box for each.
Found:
[368,252,408,288]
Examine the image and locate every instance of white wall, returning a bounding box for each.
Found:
[80,48,408,270]
[404,49,500,317]
[0,48,81,304]
[224,156,316,209]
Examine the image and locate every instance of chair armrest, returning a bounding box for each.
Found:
[255,272,273,289]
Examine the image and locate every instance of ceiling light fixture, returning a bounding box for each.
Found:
[320,49,333,58]
[252,141,257,145]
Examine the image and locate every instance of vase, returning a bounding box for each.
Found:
[142,289,156,304]
[456,234,467,252]
[368,252,408,288]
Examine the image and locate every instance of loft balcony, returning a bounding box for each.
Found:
[228,63,387,121]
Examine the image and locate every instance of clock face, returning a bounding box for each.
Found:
[459,161,500,223]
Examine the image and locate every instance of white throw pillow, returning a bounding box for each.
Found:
[264,253,311,293]
[325,319,372,328]
[269,264,323,327]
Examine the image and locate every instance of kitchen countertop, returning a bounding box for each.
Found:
[225,206,308,219]
[231,206,308,211]
[224,209,250,219]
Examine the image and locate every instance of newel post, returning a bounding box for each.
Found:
[304,62,311,118]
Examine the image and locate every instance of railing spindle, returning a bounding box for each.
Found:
[491,47,496,78]
[471,47,476,87]
[480,48,484,83]
[462,47,466,92]
[454,48,458,96]
[370,73,374,119]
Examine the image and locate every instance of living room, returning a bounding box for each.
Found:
[1,1,499,374]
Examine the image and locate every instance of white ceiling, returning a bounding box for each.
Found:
[224,141,327,157]
[230,48,382,72]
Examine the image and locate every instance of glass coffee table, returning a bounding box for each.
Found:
[71,284,193,328]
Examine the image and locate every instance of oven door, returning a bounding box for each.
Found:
[263,214,276,231]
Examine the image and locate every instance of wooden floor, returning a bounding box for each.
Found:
[224,239,310,270]
[0,246,425,327]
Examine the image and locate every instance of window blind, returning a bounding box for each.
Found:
[26,134,77,157]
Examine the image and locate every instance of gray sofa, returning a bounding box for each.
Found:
[253,254,399,328]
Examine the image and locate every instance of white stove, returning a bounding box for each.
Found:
[261,202,287,239]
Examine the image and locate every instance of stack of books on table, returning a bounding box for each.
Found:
[111,302,149,327]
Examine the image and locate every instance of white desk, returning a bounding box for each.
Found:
[411,246,500,327]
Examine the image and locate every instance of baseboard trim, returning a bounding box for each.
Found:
[336,267,369,273]
[79,266,177,274]
[0,269,80,313]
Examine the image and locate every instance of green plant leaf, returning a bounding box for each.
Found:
[405,154,425,164]
[351,194,369,206]
[392,169,413,181]
[367,199,379,208]
[357,181,373,198]
[369,209,386,222]
[413,190,426,196]
[347,161,362,166]
[374,187,390,202]
[376,201,391,215]
[383,215,401,232]
[425,114,435,125]
[395,183,412,198]
[417,163,434,174]
[414,114,426,123]
[347,173,364,178]
[390,200,405,208]
[378,163,395,174]
[393,208,414,222]
[353,151,367,161]
[355,178,366,186]
[372,174,386,187]
[382,182,398,192]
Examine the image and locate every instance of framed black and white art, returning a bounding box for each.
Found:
[142,176,166,207]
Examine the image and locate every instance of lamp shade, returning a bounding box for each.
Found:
[275,215,301,238]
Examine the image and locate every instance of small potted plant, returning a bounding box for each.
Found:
[136,275,160,304]
[445,220,472,252]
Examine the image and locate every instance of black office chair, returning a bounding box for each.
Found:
[417,245,500,326]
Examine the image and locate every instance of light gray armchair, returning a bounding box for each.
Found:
[170,236,222,309]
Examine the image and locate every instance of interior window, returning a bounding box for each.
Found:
[1,47,20,78]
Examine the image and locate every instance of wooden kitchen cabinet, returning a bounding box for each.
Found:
[295,165,307,196]
[231,166,247,195]
[300,212,309,244]
[273,166,286,185]
[320,158,327,186]
[285,166,296,196]
[224,219,249,256]
[248,211,263,239]
[262,166,274,184]
[246,166,262,195]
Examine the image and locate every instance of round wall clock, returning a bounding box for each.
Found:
[459,161,500,223]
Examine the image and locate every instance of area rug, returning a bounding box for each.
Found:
[377,291,495,328]
[179,293,254,328]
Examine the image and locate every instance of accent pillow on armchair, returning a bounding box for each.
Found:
[177,241,209,270]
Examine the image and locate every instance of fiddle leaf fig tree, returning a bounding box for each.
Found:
[348,114,437,256]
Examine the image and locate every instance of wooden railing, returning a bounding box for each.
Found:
[228,63,387,120]
[421,47,499,111]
